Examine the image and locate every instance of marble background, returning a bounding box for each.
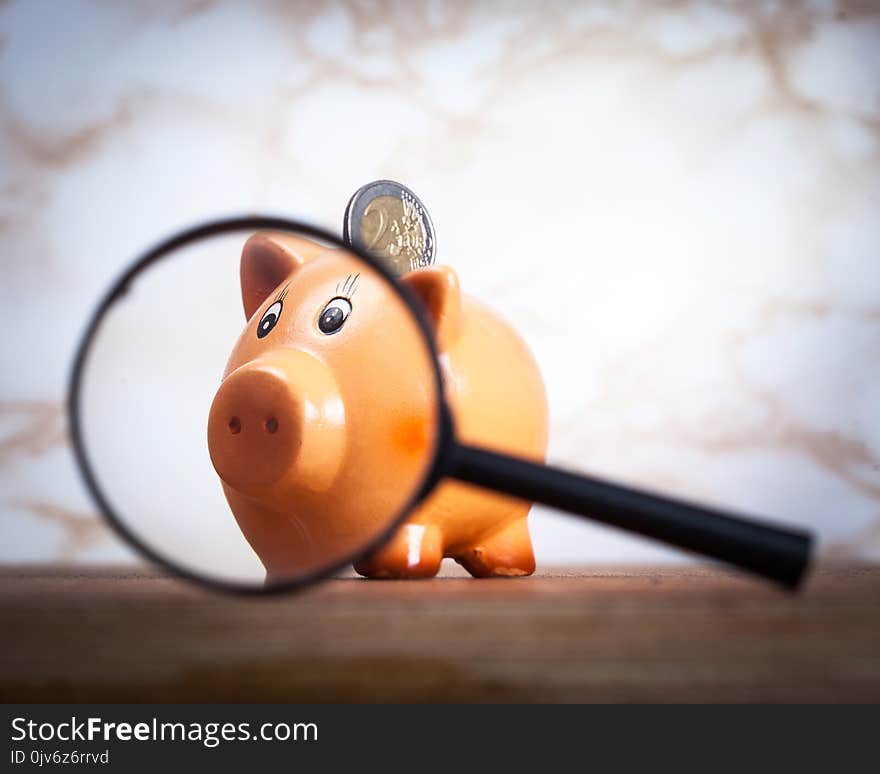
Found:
[1,0,879,571]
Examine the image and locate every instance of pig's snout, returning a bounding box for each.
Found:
[207,362,298,489]
[207,350,345,494]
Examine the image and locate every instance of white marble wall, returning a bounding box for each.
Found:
[1,0,878,568]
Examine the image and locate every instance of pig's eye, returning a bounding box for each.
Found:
[257,300,283,339]
[318,297,352,335]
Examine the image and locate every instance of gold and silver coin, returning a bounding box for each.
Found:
[343,180,436,275]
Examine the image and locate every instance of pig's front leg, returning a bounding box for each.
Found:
[354,523,443,579]
[453,518,535,578]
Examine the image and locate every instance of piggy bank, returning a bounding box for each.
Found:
[207,232,548,581]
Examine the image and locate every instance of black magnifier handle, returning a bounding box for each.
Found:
[449,443,812,588]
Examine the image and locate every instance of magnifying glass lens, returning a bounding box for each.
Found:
[77,225,443,591]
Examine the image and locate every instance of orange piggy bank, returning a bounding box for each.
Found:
[207,232,548,582]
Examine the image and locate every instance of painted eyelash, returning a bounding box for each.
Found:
[274,284,290,303]
[334,273,360,298]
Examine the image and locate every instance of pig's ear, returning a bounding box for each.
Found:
[401,266,462,350]
[240,232,325,321]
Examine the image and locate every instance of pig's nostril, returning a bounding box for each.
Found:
[228,417,242,435]
[264,416,279,434]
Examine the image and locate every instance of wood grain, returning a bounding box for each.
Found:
[2,564,878,702]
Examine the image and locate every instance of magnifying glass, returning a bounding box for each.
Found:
[69,216,812,594]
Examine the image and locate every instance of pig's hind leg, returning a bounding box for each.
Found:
[453,516,536,578]
[353,523,443,579]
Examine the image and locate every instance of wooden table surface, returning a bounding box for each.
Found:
[2,564,878,702]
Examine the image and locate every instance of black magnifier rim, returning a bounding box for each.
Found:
[67,215,454,596]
